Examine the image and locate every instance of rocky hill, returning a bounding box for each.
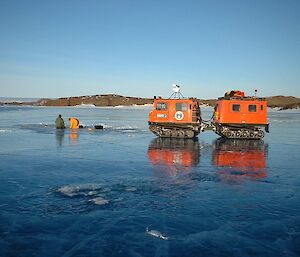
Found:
[0,94,153,107]
[1,94,300,110]
[35,94,153,107]
[265,96,300,110]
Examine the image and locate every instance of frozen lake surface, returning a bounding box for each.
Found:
[0,106,299,257]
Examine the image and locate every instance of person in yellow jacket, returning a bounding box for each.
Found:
[69,117,80,129]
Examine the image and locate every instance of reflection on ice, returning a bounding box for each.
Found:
[55,129,65,147]
[147,138,201,176]
[213,139,268,181]
[69,129,79,144]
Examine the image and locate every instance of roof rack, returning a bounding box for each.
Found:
[169,84,185,99]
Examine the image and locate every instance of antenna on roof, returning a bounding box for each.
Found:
[255,89,257,97]
[169,84,185,99]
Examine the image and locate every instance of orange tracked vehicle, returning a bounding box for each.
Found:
[213,90,269,139]
[148,85,202,138]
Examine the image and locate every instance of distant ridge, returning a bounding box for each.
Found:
[0,94,153,107]
[1,94,300,110]
[0,97,39,103]
[265,96,300,110]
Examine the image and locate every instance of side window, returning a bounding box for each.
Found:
[232,104,240,112]
[249,104,257,112]
[156,102,168,110]
[260,105,263,111]
[176,102,188,111]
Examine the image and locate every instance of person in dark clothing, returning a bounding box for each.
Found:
[55,114,65,129]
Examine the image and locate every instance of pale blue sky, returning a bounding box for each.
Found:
[0,0,299,99]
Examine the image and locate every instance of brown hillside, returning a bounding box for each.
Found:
[36,94,153,107]
[266,96,300,109]
[1,94,299,110]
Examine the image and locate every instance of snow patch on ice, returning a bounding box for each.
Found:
[88,197,109,205]
[75,104,96,108]
[0,129,11,133]
[125,187,137,192]
[57,184,102,197]
[114,126,139,131]
[268,107,300,113]
[114,104,152,109]
[146,225,169,240]
[199,105,214,110]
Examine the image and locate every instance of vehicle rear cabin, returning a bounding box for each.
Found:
[213,91,269,139]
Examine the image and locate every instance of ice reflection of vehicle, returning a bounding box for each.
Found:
[148,138,201,176]
[213,139,268,180]
[69,130,79,144]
